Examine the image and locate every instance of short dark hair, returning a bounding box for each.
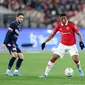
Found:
[60,13,67,17]
[17,13,24,17]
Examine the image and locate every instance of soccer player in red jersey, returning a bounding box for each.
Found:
[39,13,85,78]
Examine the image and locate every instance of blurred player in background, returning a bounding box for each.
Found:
[1,13,24,76]
[40,13,85,78]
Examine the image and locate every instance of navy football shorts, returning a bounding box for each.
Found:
[6,43,21,54]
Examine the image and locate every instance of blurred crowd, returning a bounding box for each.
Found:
[0,0,85,28]
[0,0,84,11]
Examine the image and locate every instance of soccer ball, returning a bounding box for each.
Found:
[64,68,74,77]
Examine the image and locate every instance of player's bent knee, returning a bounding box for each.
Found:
[18,53,24,59]
[12,52,18,58]
[72,55,79,61]
[53,54,60,58]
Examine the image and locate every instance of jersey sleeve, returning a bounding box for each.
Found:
[9,23,16,29]
[3,31,11,44]
[52,24,59,34]
[8,23,16,32]
[72,24,79,33]
[3,23,16,44]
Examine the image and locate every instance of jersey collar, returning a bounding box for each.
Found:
[16,20,20,26]
[61,21,68,26]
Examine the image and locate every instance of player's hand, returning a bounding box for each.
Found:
[1,44,6,49]
[79,41,85,50]
[41,42,46,50]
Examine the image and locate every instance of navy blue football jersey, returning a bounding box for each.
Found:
[3,21,21,45]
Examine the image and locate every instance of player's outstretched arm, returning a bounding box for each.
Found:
[76,32,85,50]
[41,33,55,50]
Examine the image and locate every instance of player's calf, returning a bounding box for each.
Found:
[50,54,60,63]
[13,53,24,75]
[72,55,81,70]
[40,54,60,78]
[6,52,18,74]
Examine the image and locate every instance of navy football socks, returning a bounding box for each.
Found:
[15,58,23,70]
[8,57,16,70]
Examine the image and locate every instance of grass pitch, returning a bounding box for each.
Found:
[0,50,85,85]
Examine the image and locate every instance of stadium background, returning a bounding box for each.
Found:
[0,0,85,85]
[0,0,85,50]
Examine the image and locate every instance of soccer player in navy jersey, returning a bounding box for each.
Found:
[1,13,24,76]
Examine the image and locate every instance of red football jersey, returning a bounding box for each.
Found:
[53,21,79,46]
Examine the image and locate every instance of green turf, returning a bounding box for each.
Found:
[0,50,85,85]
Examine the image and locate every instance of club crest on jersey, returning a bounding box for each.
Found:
[66,27,70,30]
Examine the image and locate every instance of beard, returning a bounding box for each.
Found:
[18,20,21,24]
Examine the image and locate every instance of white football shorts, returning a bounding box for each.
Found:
[53,43,79,58]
